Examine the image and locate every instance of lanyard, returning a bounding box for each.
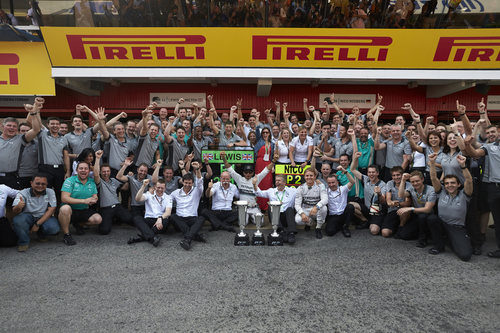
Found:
[275,190,286,203]
[221,183,230,200]
[154,195,163,206]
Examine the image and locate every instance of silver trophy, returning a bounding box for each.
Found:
[234,200,250,246]
[268,200,283,246]
[251,213,265,246]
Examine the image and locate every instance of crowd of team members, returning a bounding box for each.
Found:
[0,95,499,261]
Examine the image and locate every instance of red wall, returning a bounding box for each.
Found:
[2,83,499,122]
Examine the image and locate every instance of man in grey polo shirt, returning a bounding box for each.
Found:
[94,150,133,235]
[134,104,163,170]
[65,106,107,158]
[12,174,60,252]
[164,119,190,172]
[0,99,42,189]
[374,125,412,181]
[100,120,130,176]
[427,154,473,261]
[18,122,39,189]
[208,112,246,149]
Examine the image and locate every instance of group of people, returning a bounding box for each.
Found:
[0,93,499,262]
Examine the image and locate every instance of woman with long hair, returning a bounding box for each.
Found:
[405,130,443,183]
[255,127,274,211]
[274,128,292,164]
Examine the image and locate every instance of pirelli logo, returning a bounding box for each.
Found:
[433,37,500,62]
[0,53,19,85]
[252,35,393,62]
[66,34,206,60]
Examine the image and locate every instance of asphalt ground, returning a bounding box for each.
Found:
[1,223,499,333]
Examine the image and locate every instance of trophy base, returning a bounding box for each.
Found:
[251,234,266,246]
[267,234,283,246]
[234,234,250,246]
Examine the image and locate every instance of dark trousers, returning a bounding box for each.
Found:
[383,210,401,232]
[201,208,238,229]
[38,165,65,200]
[485,183,500,249]
[99,205,133,235]
[325,204,354,236]
[427,215,473,261]
[0,173,21,189]
[18,176,32,190]
[396,213,433,241]
[170,214,204,241]
[360,203,385,227]
[134,216,169,241]
[466,178,483,248]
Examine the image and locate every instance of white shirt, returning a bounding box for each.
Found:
[211,183,240,210]
[412,142,426,168]
[276,139,291,163]
[170,176,204,217]
[255,186,297,212]
[144,191,172,218]
[227,166,268,207]
[327,185,350,215]
[291,136,313,162]
[0,185,18,218]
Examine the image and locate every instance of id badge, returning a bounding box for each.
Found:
[263,153,270,161]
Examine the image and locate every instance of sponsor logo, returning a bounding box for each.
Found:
[433,36,500,62]
[252,35,392,62]
[0,53,19,85]
[66,34,206,61]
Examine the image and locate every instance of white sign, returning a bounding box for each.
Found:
[149,93,206,108]
[0,96,33,107]
[319,94,376,109]
[486,95,500,110]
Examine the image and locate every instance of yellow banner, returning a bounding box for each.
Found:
[41,27,500,69]
[0,42,55,96]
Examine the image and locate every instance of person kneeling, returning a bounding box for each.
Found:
[134,179,172,247]
[325,166,356,238]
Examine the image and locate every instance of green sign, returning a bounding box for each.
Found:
[275,164,311,186]
[201,150,254,164]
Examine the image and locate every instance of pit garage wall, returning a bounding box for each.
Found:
[1,83,499,122]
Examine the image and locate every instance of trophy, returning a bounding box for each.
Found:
[251,213,265,246]
[267,201,283,246]
[234,200,250,246]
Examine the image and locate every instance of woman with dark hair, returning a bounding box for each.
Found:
[255,127,274,211]
[72,148,95,178]
[405,130,443,183]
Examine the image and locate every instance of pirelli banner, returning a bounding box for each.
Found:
[0,42,55,95]
[40,27,500,69]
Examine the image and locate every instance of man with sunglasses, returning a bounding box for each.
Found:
[12,174,60,252]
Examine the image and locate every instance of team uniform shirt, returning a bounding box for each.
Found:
[38,129,69,165]
[407,185,437,210]
[65,128,94,156]
[210,183,240,210]
[255,186,297,213]
[331,138,353,169]
[385,180,411,213]
[244,124,262,139]
[436,187,470,227]
[158,176,181,195]
[276,140,292,163]
[383,138,412,168]
[0,185,19,218]
[227,166,269,207]
[105,134,130,171]
[481,141,500,183]
[294,182,328,215]
[13,188,57,219]
[125,134,138,154]
[356,138,375,169]
[61,176,98,210]
[170,176,204,217]
[169,138,189,171]
[421,144,443,172]
[18,139,38,178]
[336,168,364,199]
[327,185,350,215]
[0,134,28,173]
[192,137,212,161]
[290,136,313,162]
[440,151,465,185]
[218,132,243,148]
[361,175,386,209]
[97,178,123,207]
[143,191,173,218]
[127,174,152,207]
[134,135,161,167]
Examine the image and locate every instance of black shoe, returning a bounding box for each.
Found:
[150,235,161,247]
[487,250,500,258]
[416,240,427,248]
[193,233,207,243]
[315,229,323,239]
[63,233,76,246]
[342,225,351,238]
[73,224,85,235]
[355,221,369,230]
[304,225,311,231]
[180,239,191,250]
[281,231,288,243]
[428,248,443,255]
[472,247,482,256]
[127,235,145,244]
[222,225,235,233]
[287,232,295,244]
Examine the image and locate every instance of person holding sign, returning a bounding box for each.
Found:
[294,168,328,239]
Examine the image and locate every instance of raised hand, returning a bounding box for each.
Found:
[456,100,466,115]
[236,98,242,107]
[477,98,485,112]
[377,93,383,103]
[402,173,411,181]
[123,158,133,166]
[347,128,355,137]
[252,176,258,186]
[178,160,185,169]
[303,98,308,104]
[178,98,185,104]
[230,105,237,112]
[208,180,213,188]
[156,159,163,167]
[337,165,346,173]
[95,150,104,159]
[207,95,213,102]
[191,161,200,170]
[274,100,280,107]
[428,152,437,163]
[17,196,25,210]
[456,154,467,167]
[282,102,288,109]
[425,116,434,124]
[96,107,107,121]
[120,112,128,118]
[143,179,150,186]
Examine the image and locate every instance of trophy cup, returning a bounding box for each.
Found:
[234,200,250,246]
[251,213,265,246]
[267,201,283,246]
